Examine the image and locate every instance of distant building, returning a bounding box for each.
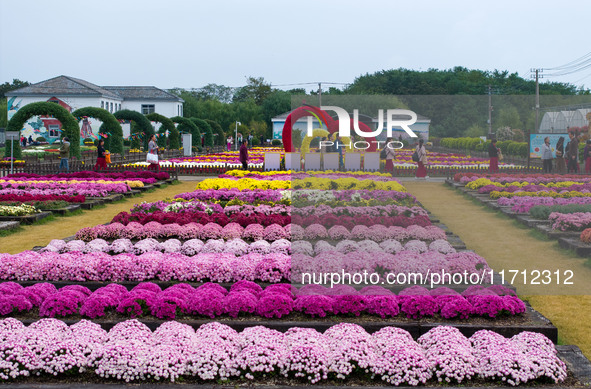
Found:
[5,75,183,143]
[539,108,591,133]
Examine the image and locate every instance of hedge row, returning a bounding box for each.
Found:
[530,204,591,220]
[440,137,529,158]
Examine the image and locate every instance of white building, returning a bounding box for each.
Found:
[5,75,183,143]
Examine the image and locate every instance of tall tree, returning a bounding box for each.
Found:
[0,79,30,98]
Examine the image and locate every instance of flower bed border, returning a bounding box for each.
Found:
[7,301,556,341]
[0,211,51,224]
[446,179,591,258]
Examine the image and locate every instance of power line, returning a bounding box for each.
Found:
[544,51,591,71]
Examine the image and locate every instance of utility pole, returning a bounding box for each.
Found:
[318,82,322,107]
[530,68,543,169]
[488,85,492,138]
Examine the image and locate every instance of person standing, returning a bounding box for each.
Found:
[147,134,159,171]
[566,131,579,173]
[385,137,396,173]
[415,139,428,179]
[260,134,265,147]
[335,134,344,169]
[94,139,107,171]
[584,140,591,174]
[58,137,70,173]
[239,139,248,170]
[555,136,566,174]
[226,136,233,152]
[248,134,253,149]
[488,139,499,173]
[28,135,33,145]
[541,137,553,173]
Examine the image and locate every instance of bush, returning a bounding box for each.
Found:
[37,137,46,142]
[271,139,282,146]
[83,138,93,144]
[251,138,260,146]
[530,204,591,220]
[581,228,591,244]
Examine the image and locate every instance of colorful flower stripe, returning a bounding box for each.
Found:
[0,204,40,217]
[497,196,591,214]
[292,214,431,228]
[294,204,426,218]
[292,189,416,204]
[111,210,291,227]
[549,212,591,232]
[75,222,291,242]
[292,224,446,241]
[477,183,591,194]
[467,178,591,190]
[0,182,130,195]
[456,173,591,185]
[195,178,291,190]
[6,171,169,181]
[0,251,291,282]
[174,188,285,203]
[0,319,565,384]
[0,250,486,283]
[392,150,520,168]
[0,281,523,321]
[130,201,290,216]
[291,251,491,284]
[0,179,144,188]
[295,239,455,256]
[42,237,291,256]
[0,194,86,204]
[489,190,591,199]
[292,177,407,191]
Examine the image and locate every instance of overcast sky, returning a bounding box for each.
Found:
[1,0,590,91]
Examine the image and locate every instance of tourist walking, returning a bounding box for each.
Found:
[555,137,566,174]
[488,139,499,173]
[147,134,159,171]
[227,136,233,152]
[58,137,70,173]
[584,140,591,174]
[239,139,248,170]
[541,136,553,173]
[94,139,107,171]
[566,131,579,173]
[384,137,396,173]
[415,139,428,179]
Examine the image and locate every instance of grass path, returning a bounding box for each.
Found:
[0,181,198,254]
[404,181,591,357]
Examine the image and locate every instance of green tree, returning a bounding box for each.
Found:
[0,79,30,97]
[0,99,7,128]
[233,76,272,105]
[464,124,486,138]
[496,106,522,129]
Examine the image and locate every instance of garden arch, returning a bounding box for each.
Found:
[71,107,124,154]
[146,113,179,149]
[281,105,377,152]
[5,101,80,159]
[189,117,214,147]
[114,110,154,150]
[171,116,201,151]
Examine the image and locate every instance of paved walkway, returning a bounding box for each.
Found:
[404,181,591,357]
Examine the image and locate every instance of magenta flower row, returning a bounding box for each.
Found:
[6,171,169,181]
[292,224,445,241]
[76,222,291,242]
[0,280,524,321]
[0,319,565,384]
[111,210,291,227]
[174,188,284,202]
[548,212,591,231]
[497,196,591,213]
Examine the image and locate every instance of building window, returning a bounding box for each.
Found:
[110,102,113,113]
[141,104,155,114]
[49,125,60,138]
[101,101,104,109]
